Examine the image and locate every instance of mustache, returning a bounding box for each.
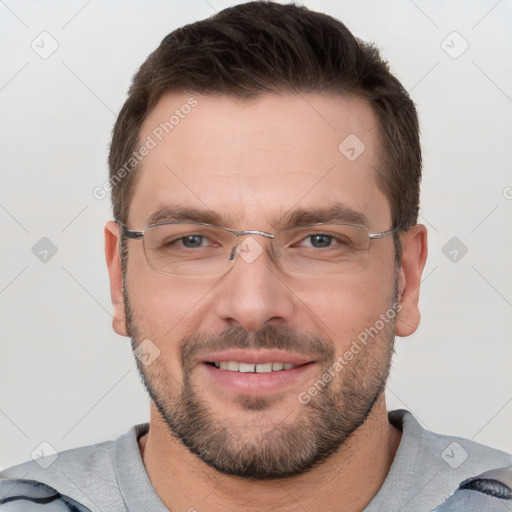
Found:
[181,324,335,367]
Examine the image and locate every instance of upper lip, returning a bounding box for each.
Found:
[200,349,314,366]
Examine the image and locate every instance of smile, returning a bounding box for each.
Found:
[209,361,298,372]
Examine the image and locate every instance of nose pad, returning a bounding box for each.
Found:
[227,235,275,268]
[228,244,238,261]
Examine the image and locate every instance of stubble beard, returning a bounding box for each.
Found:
[124,279,398,480]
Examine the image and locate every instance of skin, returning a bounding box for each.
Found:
[105,92,427,511]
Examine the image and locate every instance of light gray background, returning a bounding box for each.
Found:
[1,0,511,470]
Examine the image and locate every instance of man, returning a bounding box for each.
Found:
[1,2,511,511]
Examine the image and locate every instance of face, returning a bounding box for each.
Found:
[112,92,404,479]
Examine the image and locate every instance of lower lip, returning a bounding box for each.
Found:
[199,362,316,395]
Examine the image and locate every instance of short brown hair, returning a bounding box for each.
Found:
[109,1,421,250]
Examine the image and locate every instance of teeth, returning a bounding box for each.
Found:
[256,363,272,373]
[239,363,255,373]
[212,361,298,373]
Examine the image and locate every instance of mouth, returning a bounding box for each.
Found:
[205,361,301,372]
[198,350,317,396]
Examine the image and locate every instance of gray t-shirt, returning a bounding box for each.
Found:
[1,409,511,511]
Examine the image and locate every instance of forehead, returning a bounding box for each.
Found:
[128,92,390,230]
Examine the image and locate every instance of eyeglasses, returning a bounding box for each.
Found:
[119,222,397,277]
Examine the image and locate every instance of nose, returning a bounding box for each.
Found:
[212,235,296,332]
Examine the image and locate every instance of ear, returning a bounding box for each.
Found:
[395,224,428,337]
[105,221,129,337]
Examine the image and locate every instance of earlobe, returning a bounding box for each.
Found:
[104,221,129,337]
[395,224,428,338]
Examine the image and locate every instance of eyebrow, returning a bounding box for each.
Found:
[280,203,370,228]
[147,206,228,226]
[146,203,370,229]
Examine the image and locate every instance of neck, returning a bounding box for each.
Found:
[139,395,402,512]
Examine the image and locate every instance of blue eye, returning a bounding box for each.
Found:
[309,234,333,248]
[181,235,204,248]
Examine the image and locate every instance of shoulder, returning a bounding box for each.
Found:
[431,467,512,511]
[380,409,512,510]
[390,409,512,471]
[0,424,147,512]
[0,440,114,512]
[0,436,115,481]
[0,478,92,511]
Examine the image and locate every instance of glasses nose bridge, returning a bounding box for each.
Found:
[228,229,276,262]
[235,229,275,240]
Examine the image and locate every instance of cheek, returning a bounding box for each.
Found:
[289,268,396,350]
[126,260,217,361]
